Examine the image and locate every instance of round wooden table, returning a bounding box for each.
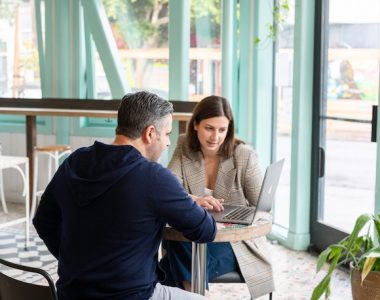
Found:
[164,214,272,295]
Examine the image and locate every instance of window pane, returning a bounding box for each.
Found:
[273,0,295,230]
[320,0,379,232]
[0,2,42,98]
[102,0,169,99]
[190,0,221,101]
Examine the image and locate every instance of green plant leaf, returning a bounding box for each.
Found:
[311,274,331,300]
[316,247,331,273]
[313,214,380,297]
[328,245,343,259]
[374,215,380,240]
[361,257,376,284]
[358,244,380,267]
[313,251,340,299]
[346,214,372,253]
[363,247,380,258]
[328,251,340,273]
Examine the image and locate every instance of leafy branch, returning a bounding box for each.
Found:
[255,0,290,47]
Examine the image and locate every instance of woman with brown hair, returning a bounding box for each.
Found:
[159,95,274,298]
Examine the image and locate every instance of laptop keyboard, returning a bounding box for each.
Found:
[223,206,254,221]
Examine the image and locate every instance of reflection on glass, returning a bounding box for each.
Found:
[321,0,379,232]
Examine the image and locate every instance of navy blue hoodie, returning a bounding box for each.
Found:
[33,141,216,300]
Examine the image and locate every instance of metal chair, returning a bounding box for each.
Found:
[0,145,30,247]
[31,144,71,217]
[0,143,7,213]
[211,271,273,300]
[0,257,58,300]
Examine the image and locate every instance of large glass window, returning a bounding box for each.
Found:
[0,1,41,98]
[0,1,45,129]
[85,1,170,128]
[273,0,295,231]
[189,0,221,101]
[102,0,169,99]
[319,0,379,232]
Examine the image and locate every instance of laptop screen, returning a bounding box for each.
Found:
[210,159,285,225]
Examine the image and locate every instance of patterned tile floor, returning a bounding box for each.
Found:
[0,203,352,299]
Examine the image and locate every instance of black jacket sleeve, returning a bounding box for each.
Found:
[32,181,61,259]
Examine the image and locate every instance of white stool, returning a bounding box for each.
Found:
[0,144,7,213]
[0,155,30,247]
[31,145,71,218]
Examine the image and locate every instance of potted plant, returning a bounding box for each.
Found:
[311,213,380,300]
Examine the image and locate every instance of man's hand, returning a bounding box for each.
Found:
[194,195,224,212]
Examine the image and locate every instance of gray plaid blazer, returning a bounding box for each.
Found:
[168,134,275,298]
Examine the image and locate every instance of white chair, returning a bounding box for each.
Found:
[0,144,7,213]
[31,145,71,218]
[0,151,30,247]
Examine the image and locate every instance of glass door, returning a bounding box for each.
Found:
[311,0,380,252]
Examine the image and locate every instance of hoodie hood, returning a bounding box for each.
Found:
[63,141,143,207]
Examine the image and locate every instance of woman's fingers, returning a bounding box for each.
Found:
[203,196,224,211]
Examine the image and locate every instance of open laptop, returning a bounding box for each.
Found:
[211,159,285,225]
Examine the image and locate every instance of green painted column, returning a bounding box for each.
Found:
[54,1,70,98]
[286,0,315,250]
[237,0,255,142]
[84,23,96,99]
[81,0,130,98]
[251,0,274,168]
[169,0,189,101]
[375,85,380,214]
[43,0,71,145]
[55,0,70,144]
[43,0,54,98]
[221,0,236,103]
[168,0,190,163]
[72,0,87,99]
[34,0,46,96]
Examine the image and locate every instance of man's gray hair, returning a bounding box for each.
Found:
[116,91,173,139]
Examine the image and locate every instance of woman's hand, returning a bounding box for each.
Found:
[193,195,224,212]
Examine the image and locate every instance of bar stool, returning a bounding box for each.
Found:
[31,145,72,218]
[0,143,7,213]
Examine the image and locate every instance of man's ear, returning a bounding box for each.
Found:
[142,125,155,144]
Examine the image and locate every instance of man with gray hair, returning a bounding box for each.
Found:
[33,91,216,300]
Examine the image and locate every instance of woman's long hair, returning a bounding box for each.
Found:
[187,95,243,158]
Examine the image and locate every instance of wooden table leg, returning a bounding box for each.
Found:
[26,115,36,211]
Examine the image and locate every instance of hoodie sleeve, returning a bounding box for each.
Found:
[150,166,216,243]
[33,180,61,259]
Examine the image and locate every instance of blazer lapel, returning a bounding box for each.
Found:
[182,150,206,197]
[213,156,236,200]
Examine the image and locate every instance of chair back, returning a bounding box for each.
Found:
[0,258,58,300]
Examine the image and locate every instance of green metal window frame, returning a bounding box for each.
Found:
[73,116,115,138]
[0,116,52,134]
